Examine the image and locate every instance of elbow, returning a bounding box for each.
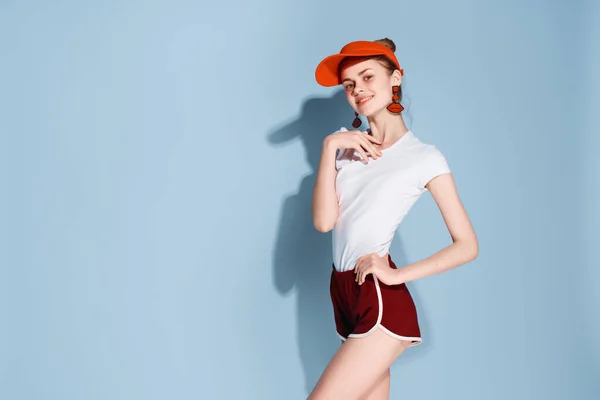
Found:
[314,221,335,233]
[456,237,478,262]
[312,206,339,233]
[313,216,336,232]
[470,246,479,262]
[466,240,479,261]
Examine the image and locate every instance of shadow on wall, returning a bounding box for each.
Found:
[266,89,431,394]
[267,89,350,393]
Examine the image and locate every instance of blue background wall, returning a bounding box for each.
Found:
[2,0,597,399]
[581,0,600,394]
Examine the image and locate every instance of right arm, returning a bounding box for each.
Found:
[312,130,382,232]
[312,138,340,232]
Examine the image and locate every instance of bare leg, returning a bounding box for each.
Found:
[337,340,390,400]
[360,369,390,400]
[308,327,411,400]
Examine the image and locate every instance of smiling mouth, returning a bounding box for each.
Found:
[357,96,373,106]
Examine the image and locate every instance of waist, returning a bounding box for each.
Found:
[332,253,396,277]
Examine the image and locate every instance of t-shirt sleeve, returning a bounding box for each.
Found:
[335,127,352,171]
[418,146,451,189]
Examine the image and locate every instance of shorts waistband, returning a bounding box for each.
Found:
[332,254,395,278]
[331,263,355,278]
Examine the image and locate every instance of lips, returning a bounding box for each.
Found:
[357,96,373,106]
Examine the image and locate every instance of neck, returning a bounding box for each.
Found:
[367,110,409,150]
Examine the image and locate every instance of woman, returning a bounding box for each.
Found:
[309,38,479,400]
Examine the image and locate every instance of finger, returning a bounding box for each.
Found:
[352,134,377,160]
[352,145,369,163]
[364,134,382,144]
[364,136,383,156]
[361,267,368,285]
[364,142,382,160]
[365,137,383,157]
[358,136,382,158]
[355,265,362,284]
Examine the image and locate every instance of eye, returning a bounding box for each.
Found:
[344,83,354,91]
[364,75,373,81]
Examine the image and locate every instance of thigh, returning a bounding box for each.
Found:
[360,369,390,400]
[308,328,410,400]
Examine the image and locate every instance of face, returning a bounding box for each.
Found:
[339,58,402,118]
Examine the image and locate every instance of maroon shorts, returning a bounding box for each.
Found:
[330,255,422,346]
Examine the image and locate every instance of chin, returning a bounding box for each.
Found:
[358,104,385,119]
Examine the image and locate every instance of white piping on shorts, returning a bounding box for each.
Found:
[337,276,422,346]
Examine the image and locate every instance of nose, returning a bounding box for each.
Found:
[352,86,364,97]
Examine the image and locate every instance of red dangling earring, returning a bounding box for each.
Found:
[387,85,404,114]
[352,111,362,128]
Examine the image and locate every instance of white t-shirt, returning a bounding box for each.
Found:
[332,128,451,272]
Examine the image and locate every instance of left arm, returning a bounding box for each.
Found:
[392,172,478,284]
[354,172,479,286]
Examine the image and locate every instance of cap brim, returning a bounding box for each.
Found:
[315,50,392,87]
[315,54,347,87]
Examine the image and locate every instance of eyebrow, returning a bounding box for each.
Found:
[341,68,373,83]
